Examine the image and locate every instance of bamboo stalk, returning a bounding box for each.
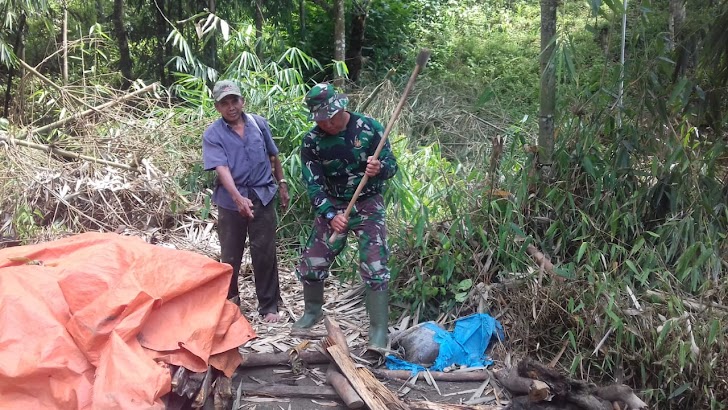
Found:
[357,68,396,113]
[0,135,139,172]
[18,59,85,106]
[32,83,158,135]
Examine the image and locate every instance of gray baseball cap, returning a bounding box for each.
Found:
[212,80,242,102]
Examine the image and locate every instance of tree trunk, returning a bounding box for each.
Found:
[207,0,217,69]
[669,0,687,79]
[668,0,685,51]
[112,0,133,89]
[333,0,346,86]
[254,0,264,58]
[538,0,557,172]
[3,13,26,118]
[155,0,167,85]
[346,0,369,84]
[62,0,68,84]
[96,0,104,23]
[299,0,306,40]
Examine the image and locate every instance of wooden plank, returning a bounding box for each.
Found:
[327,344,410,410]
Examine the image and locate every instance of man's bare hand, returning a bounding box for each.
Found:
[234,195,254,219]
[329,213,348,234]
[279,184,290,210]
[365,156,381,177]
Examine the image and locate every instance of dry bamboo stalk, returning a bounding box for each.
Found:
[32,82,158,135]
[18,59,86,106]
[0,135,139,172]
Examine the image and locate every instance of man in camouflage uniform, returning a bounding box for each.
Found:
[292,83,398,350]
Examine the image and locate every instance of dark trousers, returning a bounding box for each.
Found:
[217,197,280,315]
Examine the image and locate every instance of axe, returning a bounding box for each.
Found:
[329,49,431,243]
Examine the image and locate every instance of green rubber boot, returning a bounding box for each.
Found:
[366,288,389,349]
[292,281,325,328]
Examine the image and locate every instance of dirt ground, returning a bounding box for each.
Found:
[226,259,504,409]
[233,364,497,409]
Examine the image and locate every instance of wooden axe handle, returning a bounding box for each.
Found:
[329,49,431,244]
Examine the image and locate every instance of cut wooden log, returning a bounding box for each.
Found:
[327,344,410,410]
[238,350,330,368]
[237,382,339,399]
[517,358,569,397]
[324,316,351,354]
[327,366,365,409]
[501,358,647,410]
[192,366,214,407]
[594,384,648,409]
[322,316,366,409]
[493,367,532,395]
[529,379,551,402]
[212,375,232,410]
[170,366,189,396]
[373,369,491,382]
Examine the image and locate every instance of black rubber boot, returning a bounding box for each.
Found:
[366,288,389,349]
[292,281,325,328]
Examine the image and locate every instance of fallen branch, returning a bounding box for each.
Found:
[0,135,139,172]
[373,369,491,383]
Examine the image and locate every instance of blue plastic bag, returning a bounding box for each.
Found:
[386,313,504,375]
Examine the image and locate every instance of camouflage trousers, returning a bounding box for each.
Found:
[296,194,390,291]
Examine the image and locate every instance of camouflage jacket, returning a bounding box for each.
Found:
[301,112,398,216]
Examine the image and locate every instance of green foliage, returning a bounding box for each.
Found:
[11,204,43,240]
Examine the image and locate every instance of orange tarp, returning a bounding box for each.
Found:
[0,232,256,409]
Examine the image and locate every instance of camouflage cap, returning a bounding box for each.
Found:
[305,83,349,121]
[212,80,241,102]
